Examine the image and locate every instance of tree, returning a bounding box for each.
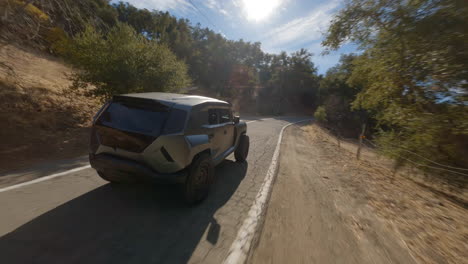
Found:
[64,23,191,99]
[2,0,319,114]
[323,0,468,168]
[258,49,319,113]
[314,106,327,123]
[317,54,367,135]
[0,0,118,49]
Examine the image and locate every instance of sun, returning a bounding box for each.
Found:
[242,0,282,22]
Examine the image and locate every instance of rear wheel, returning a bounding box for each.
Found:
[97,171,121,183]
[235,134,249,162]
[184,153,214,205]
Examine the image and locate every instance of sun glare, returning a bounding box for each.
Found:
[242,0,282,22]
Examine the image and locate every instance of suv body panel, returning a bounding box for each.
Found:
[89,92,247,180]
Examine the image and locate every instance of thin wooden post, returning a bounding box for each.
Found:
[356,123,366,160]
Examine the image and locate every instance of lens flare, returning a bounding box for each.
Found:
[242,0,282,21]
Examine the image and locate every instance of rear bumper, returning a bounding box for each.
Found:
[89,153,186,183]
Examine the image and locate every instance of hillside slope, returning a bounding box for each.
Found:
[0,45,99,173]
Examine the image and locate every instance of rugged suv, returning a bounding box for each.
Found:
[89,92,249,203]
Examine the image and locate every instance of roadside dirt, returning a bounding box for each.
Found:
[0,45,99,174]
[250,124,467,264]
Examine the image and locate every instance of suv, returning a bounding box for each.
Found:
[89,92,249,203]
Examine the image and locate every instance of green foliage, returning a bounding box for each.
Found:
[1,0,119,50]
[258,49,319,114]
[314,106,327,122]
[19,1,50,21]
[323,0,468,169]
[110,2,320,112]
[37,0,118,34]
[5,0,321,113]
[63,23,191,99]
[111,2,267,97]
[45,27,70,54]
[317,54,368,136]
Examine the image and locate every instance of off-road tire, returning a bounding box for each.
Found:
[184,153,214,205]
[97,171,121,183]
[235,134,249,162]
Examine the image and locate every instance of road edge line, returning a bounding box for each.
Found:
[0,165,91,193]
[0,117,258,193]
[223,119,312,264]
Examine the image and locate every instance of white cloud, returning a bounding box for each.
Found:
[124,0,191,13]
[261,0,339,52]
[241,0,284,21]
[203,0,233,17]
[202,0,293,27]
[205,0,219,10]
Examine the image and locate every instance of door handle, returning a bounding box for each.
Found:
[224,130,227,134]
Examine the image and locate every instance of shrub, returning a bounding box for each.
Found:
[314,106,327,122]
[15,0,50,21]
[63,23,191,99]
[45,27,70,54]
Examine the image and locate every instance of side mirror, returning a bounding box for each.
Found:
[234,116,240,124]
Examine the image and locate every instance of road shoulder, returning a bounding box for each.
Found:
[250,124,417,264]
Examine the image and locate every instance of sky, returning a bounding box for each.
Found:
[122,0,357,74]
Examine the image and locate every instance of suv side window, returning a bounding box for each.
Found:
[219,108,232,123]
[208,109,218,125]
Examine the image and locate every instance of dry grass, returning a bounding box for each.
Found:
[303,124,468,264]
[0,45,99,173]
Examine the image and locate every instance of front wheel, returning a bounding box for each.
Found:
[184,153,214,205]
[235,134,249,162]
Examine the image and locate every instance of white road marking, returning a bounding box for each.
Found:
[0,118,260,193]
[223,119,312,264]
[0,165,91,193]
[0,118,262,192]
[0,117,312,263]
[245,117,274,124]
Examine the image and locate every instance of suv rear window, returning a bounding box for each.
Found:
[97,101,169,135]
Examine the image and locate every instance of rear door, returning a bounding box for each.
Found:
[207,108,222,157]
[218,108,235,154]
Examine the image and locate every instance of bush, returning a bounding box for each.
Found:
[314,106,327,122]
[46,27,70,54]
[17,0,50,21]
[63,23,191,99]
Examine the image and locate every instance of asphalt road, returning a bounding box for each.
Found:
[0,116,307,264]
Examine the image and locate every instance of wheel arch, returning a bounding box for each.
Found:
[191,148,212,163]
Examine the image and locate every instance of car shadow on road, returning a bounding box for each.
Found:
[0,160,247,264]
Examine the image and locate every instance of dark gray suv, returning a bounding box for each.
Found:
[89,92,249,203]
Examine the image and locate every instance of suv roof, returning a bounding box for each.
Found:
[118,92,229,107]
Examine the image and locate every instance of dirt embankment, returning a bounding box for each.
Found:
[0,45,99,174]
[251,124,467,264]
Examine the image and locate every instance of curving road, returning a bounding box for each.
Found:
[0,116,308,264]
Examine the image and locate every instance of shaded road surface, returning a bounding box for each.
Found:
[251,124,416,264]
[0,117,307,264]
